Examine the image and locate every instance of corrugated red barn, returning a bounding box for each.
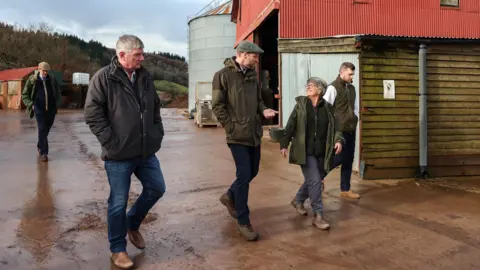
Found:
[231,0,480,180]
[233,0,480,43]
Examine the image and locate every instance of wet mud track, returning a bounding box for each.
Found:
[1,109,480,269]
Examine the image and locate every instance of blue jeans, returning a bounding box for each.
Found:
[227,144,261,226]
[332,131,356,192]
[296,155,326,215]
[104,155,166,253]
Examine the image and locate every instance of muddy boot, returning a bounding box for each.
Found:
[111,252,134,269]
[312,213,330,230]
[290,199,308,216]
[219,193,237,219]
[237,224,259,241]
[40,154,48,162]
[128,230,146,249]
[340,190,360,199]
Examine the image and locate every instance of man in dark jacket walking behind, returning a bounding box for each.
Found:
[212,40,277,241]
[21,61,62,162]
[84,35,165,269]
[323,62,360,199]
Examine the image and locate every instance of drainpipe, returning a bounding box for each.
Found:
[418,44,429,178]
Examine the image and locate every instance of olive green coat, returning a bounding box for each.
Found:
[21,70,62,118]
[280,96,344,173]
[212,57,268,147]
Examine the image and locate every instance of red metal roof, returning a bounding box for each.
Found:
[280,0,480,39]
[235,0,480,43]
[233,0,279,46]
[0,67,36,81]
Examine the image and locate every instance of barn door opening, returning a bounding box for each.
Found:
[255,10,279,126]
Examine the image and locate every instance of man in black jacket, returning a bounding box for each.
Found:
[84,35,165,269]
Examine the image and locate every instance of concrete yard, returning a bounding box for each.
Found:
[1,109,480,270]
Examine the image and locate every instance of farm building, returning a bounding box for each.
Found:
[232,0,480,180]
[0,67,66,110]
[0,67,37,110]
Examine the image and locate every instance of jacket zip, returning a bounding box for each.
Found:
[139,78,148,159]
[111,75,146,158]
[345,83,351,107]
[314,105,317,138]
[42,79,49,111]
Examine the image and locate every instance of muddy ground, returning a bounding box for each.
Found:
[1,109,480,270]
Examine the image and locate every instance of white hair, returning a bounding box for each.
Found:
[307,77,328,91]
[115,35,144,55]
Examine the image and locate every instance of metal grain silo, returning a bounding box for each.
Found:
[187,0,236,112]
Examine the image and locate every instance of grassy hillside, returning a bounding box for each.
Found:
[154,80,188,97]
[0,22,188,87]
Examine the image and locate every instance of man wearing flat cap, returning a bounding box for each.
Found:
[212,40,277,241]
[22,61,62,162]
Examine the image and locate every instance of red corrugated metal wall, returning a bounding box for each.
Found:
[235,0,276,43]
[279,0,480,39]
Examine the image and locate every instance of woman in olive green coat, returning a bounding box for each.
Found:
[280,77,344,230]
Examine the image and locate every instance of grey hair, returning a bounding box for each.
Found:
[116,35,144,54]
[307,77,328,91]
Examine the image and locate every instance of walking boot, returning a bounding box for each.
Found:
[219,193,237,218]
[312,213,330,230]
[290,198,308,216]
[40,154,48,162]
[237,224,259,241]
[340,190,360,199]
[111,252,134,269]
[128,230,146,249]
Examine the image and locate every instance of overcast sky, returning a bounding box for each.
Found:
[0,0,220,57]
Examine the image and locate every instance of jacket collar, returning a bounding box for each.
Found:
[335,75,352,87]
[224,56,255,74]
[296,95,332,112]
[108,55,148,83]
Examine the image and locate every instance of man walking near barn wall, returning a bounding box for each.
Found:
[212,40,277,241]
[323,62,361,199]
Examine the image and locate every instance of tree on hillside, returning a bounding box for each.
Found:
[0,21,188,87]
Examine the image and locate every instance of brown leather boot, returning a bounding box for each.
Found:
[111,252,134,269]
[290,198,308,216]
[312,214,330,230]
[340,190,360,199]
[219,193,237,218]
[237,224,259,241]
[128,230,146,249]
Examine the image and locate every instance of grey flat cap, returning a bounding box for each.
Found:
[236,40,264,54]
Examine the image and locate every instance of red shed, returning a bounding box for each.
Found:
[232,0,480,180]
[0,67,37,110]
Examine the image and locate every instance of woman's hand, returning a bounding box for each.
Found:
[280,148,288,158]
[334,142,343,155]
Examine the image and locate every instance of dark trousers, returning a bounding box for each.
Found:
[296,155,326,215]
[227,144,261,226]
[104,155,166,253]
[34,106,56,155]
[332,131,356,192]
